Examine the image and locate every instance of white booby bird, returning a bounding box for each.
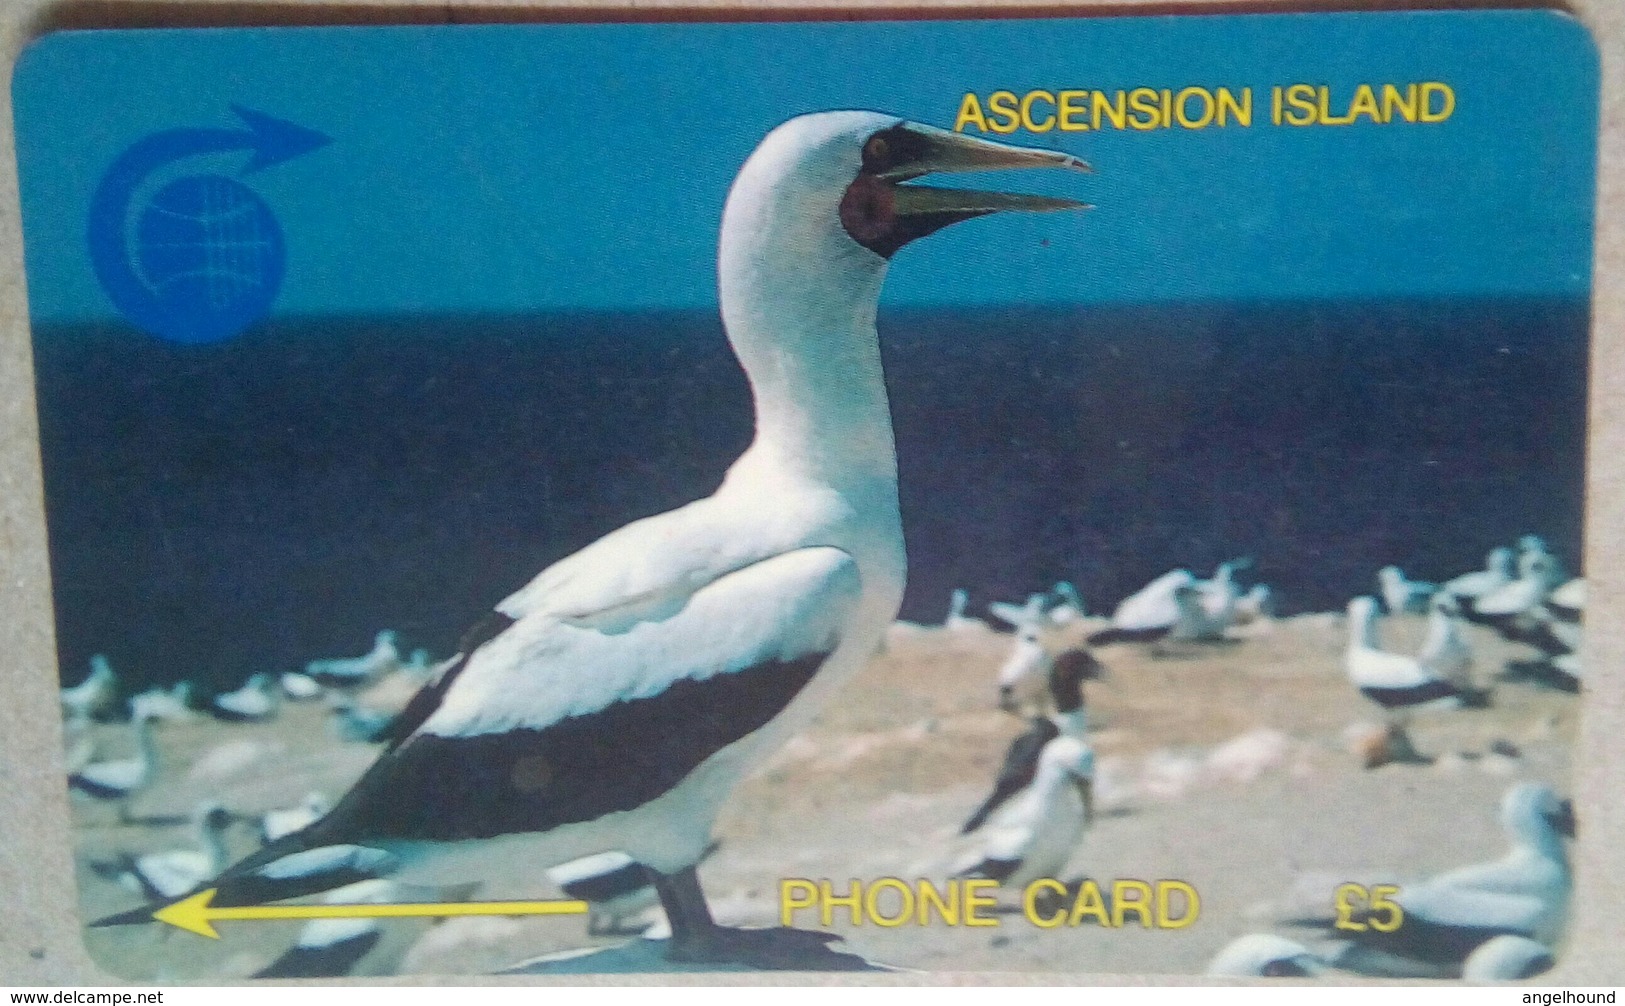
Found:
[1047,582,1086,625]
[95,113,1088,968]
[62,653,119,721]
[1345,596,1465,716]
[1087,569,1196,646]
[1196,558,1248,619]
[210,673,279,723]
[1205,934,1328,977]
[253,879,399,978]
[1232,583,1275,626]
[1461,541,1569,642]
[280,671,325,701]
[995,628,1054,714]
[306,630,401,686]
[127,681,196,723]
[1506,579,1583,692]
[1442,547,1516,603]
[942,589,985,632]
[1460,934,1555,981]
[261,792,333,844]
[1331,782,1573,970]
[1517,535,1567,591]
[1168,582,1236,642]
[545,851,662,936]
[958,654,1096,888]
[1417,596,1474,689]
[988,592,1050,632]
[1377,565,1436,615]
[69,710,158,814]
[92,802,235,901]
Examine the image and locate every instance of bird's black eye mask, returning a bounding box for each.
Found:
[839,126,987,260]
[859,124,931,177]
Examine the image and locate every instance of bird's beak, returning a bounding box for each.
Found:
[885,122,1091,218]
[1552,799,1577,838]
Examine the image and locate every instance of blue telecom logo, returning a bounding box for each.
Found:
[87,105,331,344]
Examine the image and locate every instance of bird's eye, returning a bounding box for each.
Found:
[865,136,889,162]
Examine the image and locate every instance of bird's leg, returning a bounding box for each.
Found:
[649,865,872,970]
[650,865,724,960]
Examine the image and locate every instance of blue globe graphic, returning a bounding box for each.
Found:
[133,174,286,343]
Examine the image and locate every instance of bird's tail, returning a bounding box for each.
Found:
[89,830,396,929]
[960,800,998,835]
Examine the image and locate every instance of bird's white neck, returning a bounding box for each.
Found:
[1348,605,1381,651]
[198,817,230,874]
[1051,708,1088,738]
[718,185,898,490]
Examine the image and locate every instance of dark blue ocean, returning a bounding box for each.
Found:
[33,298,1587,694]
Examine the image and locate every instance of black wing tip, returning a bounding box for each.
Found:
[89,904,160,929]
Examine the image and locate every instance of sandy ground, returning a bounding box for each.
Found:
[67,609,1577,980]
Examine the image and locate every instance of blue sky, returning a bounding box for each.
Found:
[13,10,1599,321]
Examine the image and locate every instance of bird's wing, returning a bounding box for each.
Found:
[308,545,862,847]
[988,601,1034,628]
[1347,648,1439,690]
[962,719,1059,834]
[494,493,815,625]
[1396,882,1546,935]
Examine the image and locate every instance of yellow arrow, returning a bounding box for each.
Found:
[154,888,590,939]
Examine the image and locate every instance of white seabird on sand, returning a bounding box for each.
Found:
[94,113,1088,969]
[306,630,401,686]
[1377,566,1437,615]
[1442,547,1516,602]
[253,879,399,978]
[996,628,1054,714]
[545,851,663,936]
[1345,596,1464,716]
[261,791,333,844]
[1331,782,1573,971]
[958,654,1096,889]
[1417,596,1474,688]
[988,592,1050,632]
[1196,558,1248,618]
[127,681,196,723]
[943,589,986,632]
[211,673,279,723]
[1047,582,1086,625]
[69,711,158,814]
[1460,934,1556,981]
[281,671,325,701]
[1168,583,1236,642]
[92,802,235,901]
[1087,569,1196,645]
[62,654,119,722]
[1205,934,1328,977]
[1461,543,1568,639]
[1232,583,1276,626]
[1516,536,1567,592]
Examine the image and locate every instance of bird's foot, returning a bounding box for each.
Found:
[664,924,877,971]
